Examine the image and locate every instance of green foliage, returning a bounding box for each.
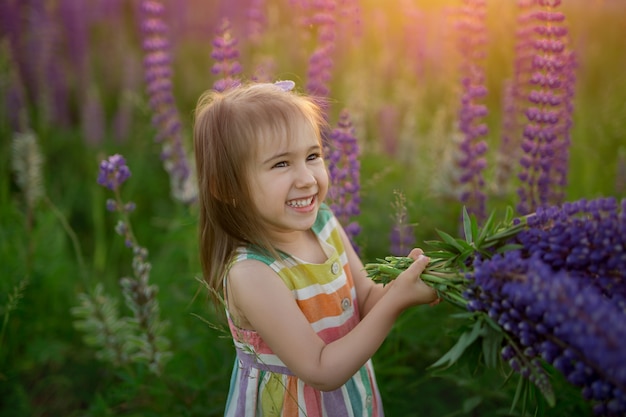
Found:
[364,207,579,415]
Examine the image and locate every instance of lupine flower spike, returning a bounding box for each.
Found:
[73,155,172,375]
[326,109,361,250]
[471,198,626,416]
[139,0,196,203]
[495,0,537,191]
[305,0,337,109]
[246,0,267,44]
[454,0,489,221]
[211,18,242,92]
[517,0,576,214]
[365,197,626,414]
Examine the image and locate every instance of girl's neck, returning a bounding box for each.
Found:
[273,229,327,264]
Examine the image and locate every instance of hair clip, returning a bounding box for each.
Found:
[274,80,295,92]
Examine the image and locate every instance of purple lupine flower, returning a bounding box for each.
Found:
[465,197,626,415]
[517,1,576,215]
[20,0,69,128]
[59,0,89,81]
[106,199,118,212]
[454,0,489,221]
[514,197,626,311]
[327,109,361,250]
[334,0,363,51]
[466,253,554,402]
[305,0,336,107]
[494,80,517,192]
[96,153,171,373]
[98,154,131,191]
[246,0,267,43]
[139,0,195,203]
[550,49,576,202]
[495,0,537,191]
[470,251,626,416]
[211,18,242,93]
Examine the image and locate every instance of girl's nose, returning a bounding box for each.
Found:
[295,164,317,188]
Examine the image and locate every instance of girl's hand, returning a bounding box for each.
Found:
[386,248,439,309]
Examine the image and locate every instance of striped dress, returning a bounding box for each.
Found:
[224,205,384,416]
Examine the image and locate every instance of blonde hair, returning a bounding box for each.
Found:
[193,82,327,306]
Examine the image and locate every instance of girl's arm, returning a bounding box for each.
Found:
[227,248,436,392]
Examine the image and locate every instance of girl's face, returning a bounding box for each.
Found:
[247,121,329,242]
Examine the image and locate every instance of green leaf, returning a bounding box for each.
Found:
[511,375,528,415]
[483,316,503,332]
[481,323,504,369]
[504,205,515,224]
[495,243,524,254]
[476,209,496,246]
[462,396,483,413]
[485,224,524,243]
[429,320,485,370]
[424,252,455,261]
[456,249,473,266]
[425,239,463,254]
[470,214,478,246]
[462,206,474,244]
[436,229,470,253]
[449,312,477,320]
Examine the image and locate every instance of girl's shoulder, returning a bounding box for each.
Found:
[233,245,279,266]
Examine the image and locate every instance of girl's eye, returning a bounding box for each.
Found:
[307,152,321,161]
[273,161,288,168]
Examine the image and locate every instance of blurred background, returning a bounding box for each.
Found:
[1,0,625,415]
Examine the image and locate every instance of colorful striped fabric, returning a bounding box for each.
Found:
[224,205,384,416]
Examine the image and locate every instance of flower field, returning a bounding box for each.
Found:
[1,0,625,416]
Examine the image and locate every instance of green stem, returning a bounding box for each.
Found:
[424,269,468,282]
[45,196,88,286]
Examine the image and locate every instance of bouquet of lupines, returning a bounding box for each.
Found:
[365,198,626,416]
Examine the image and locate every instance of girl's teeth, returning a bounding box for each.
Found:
[288,197,313,207]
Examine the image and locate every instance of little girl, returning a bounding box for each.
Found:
[193,81,439,416]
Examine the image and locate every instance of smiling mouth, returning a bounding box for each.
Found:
[286,195,315,208]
